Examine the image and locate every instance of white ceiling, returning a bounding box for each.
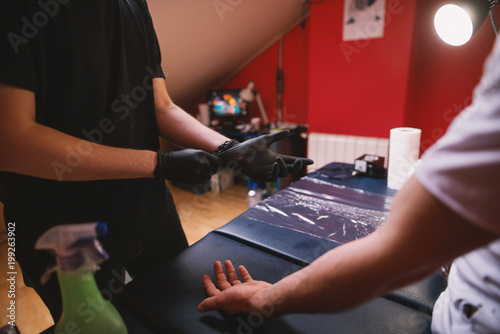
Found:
[148,0,310,109]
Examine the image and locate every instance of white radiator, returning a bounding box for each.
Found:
[307,132,389,172]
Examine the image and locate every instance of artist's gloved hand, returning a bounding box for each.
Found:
[214,130,314,182]
[154,149,222,184]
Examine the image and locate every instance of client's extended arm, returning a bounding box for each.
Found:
[198,176,498,315]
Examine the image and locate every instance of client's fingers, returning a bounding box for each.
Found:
[238,265,253,282]
[224,260,242,286]
[198,296,218,313]
[202,274,220,297]
[214,261,232,290]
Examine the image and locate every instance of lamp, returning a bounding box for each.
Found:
[434,0,497,46]
[239,81,269,125]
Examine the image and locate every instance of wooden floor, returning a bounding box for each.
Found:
[0,181,249,334]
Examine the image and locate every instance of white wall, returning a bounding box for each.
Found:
[148,0,309,109]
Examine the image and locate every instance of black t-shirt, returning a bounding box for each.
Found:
[0,0,171,257]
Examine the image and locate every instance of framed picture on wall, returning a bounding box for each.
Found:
[343,0,386,41]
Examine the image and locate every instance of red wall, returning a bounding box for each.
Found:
[404,1,496,152]
[220,23,309,125]
[221,0,497,149]
[307,0,416,138]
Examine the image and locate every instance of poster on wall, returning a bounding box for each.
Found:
[343,0,386,41]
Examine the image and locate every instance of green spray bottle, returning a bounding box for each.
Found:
[35,222,128,334]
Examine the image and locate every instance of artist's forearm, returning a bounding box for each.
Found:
[156,103,227,152]
[152,78,227,153]
[1,122,156,182]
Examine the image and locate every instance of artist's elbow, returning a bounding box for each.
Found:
[0,131,23,173]
[0,149,13,172]
[0,137,9,171]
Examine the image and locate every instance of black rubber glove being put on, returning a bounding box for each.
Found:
[214,130,314,182]
[154,149,222,184]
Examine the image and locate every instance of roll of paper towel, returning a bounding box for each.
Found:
[387,127,421,190]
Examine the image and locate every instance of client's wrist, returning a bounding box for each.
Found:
[249,287,285,318]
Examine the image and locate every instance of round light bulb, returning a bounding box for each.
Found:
[434,4,474,46]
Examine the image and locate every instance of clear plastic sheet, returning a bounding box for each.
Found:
[241,176,393,244]
[291,176,394,211]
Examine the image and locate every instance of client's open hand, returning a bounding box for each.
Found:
[198,260,272,314]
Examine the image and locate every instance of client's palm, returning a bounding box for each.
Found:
[198,260,272,314]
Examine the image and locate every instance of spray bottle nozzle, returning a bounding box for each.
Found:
[35,222,110,275]
[95,221,108,237]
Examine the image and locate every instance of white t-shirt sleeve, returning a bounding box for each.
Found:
[415,41,500,236]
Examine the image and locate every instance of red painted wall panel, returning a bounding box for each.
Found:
[307,0,416,138]
[218,0,497,150]
[404,1,496,152]
[220,24,309,125]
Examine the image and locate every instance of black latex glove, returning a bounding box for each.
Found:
[154,149,222,184]
[214,130,314,182]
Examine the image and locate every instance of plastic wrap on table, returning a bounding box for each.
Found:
[241,177,393,244]
[293,176,393,211]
